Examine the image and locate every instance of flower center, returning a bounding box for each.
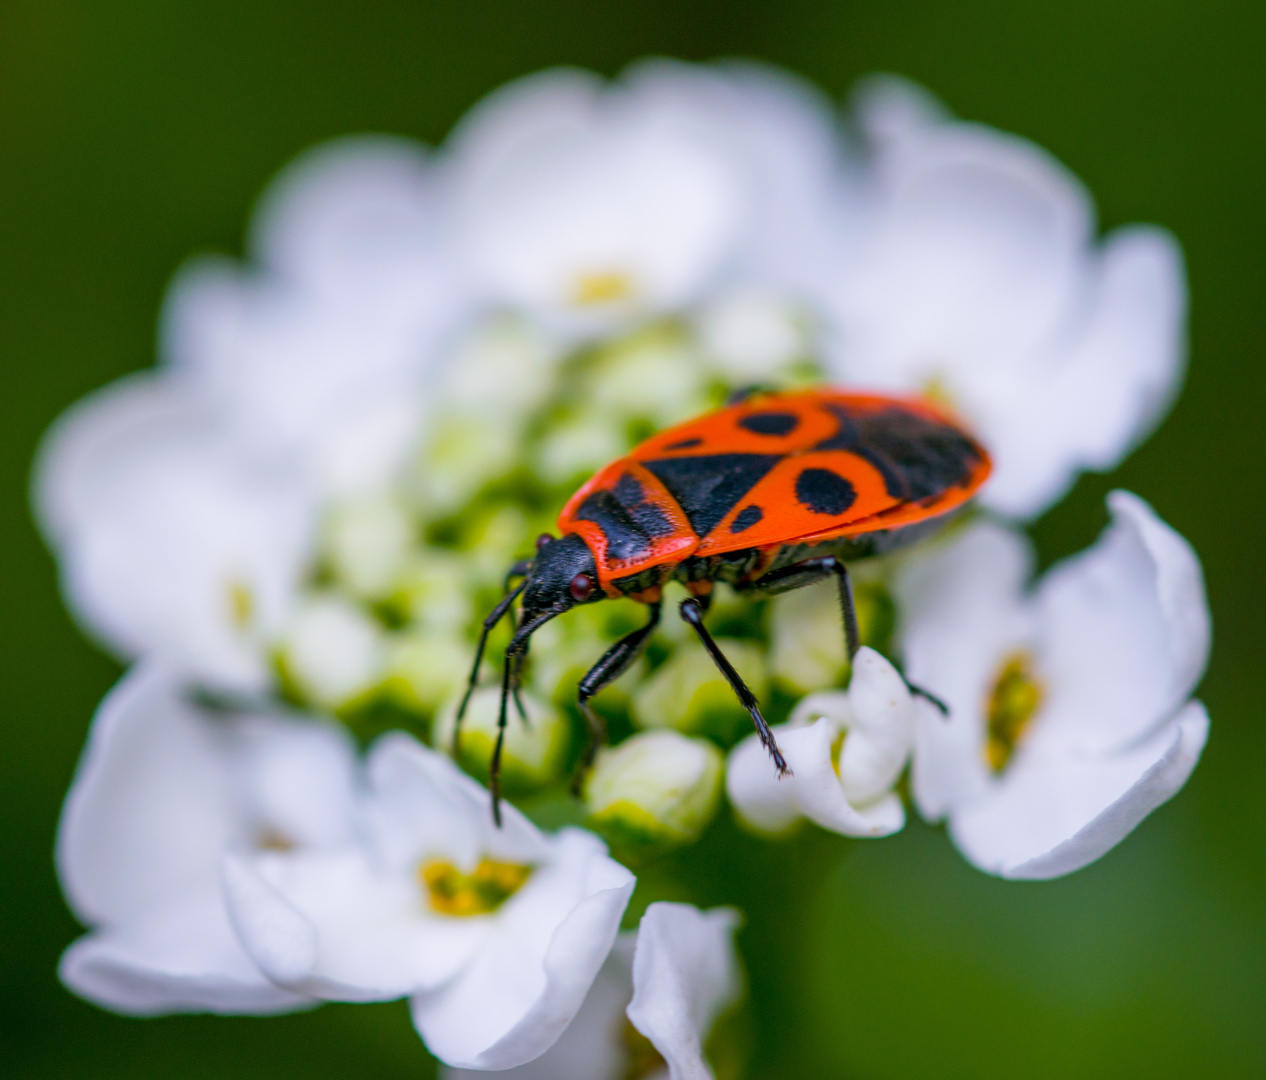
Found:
[420,858,532,916]
[622,1018,668,1080]
[572,269,636,306]
[228,579,255,630]
[984,651,1044,772]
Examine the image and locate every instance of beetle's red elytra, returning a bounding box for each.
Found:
[457,387,992,823]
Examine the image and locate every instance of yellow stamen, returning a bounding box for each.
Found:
[920,374,956,410]
[622,1018,667,1080]
[420,858,532,917]
[572,270,635,306]
[254,826,295,852]
[228,580,254,630]
[985,652,1044,772]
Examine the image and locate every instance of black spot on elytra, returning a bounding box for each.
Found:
[795,468,856,515]
[815,403,982,501]
[731,505,764,533]
[576,471,676,562]
[664,437,703,450]
[738,411,799,437]
[644,453,781,538]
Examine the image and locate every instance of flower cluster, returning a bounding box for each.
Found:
[38,60,1209,1073]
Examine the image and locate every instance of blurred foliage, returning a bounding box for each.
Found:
[3,1,1265,1077]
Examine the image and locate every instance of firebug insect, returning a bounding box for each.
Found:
[457,387,992,823]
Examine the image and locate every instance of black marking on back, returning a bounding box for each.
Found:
[815,403,981,501]
[644,453,781,538]
[738,411,799,437]
[731,505,763,533]
[664,437,704,450]
[795,468,857,515]
[576,471,676,562]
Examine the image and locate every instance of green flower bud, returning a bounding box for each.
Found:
[585,323,714,428]
[767,582,846,694]
[433,687,572,798]
[387,550,473,634]
[276,594,385,711]
[584,730,724,850]
[322,493,415,599]
[379,629,471,715]
[632,638,768,743]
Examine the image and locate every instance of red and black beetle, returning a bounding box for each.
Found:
[456,387,992,821]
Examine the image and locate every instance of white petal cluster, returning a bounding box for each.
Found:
[38,56,1209,1064]
[895,491,1210,878]
[444,902,743,1080]
[57,663,355,1014]
[726,648,919,838]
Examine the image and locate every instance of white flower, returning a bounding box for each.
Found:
[895,491,1210,878]
[443,902,743,1080]
[56,663,357,1015]
[826,76,1187,518]
[164,137,469,464]
[32,375,312,691]
[222,733,635,1070]
[445,60,844,329]
[725,647,918,838]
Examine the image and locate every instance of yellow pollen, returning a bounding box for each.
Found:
[985,652,1044,773]
[920,374,956,410]
[228,580,254,630]
[621,1018,667,1080]
[572,270,635,306]
[421,858,532,917]
[254,826,295,852]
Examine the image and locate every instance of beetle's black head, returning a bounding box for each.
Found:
[515,533,602,642]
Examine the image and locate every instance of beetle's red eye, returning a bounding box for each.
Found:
[536,532,554,551]
[569,573,595,602]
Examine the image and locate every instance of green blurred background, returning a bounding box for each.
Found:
[3,1,1263,1076]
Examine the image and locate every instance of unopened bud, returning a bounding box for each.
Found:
[433,686,571,797]
[632,638,767,743]
[276,594,384,711]
[380,629,471,716]
[322,493,415,599]
[584,730,724,851]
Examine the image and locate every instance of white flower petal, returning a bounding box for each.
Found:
[224,849,485,1000]
[725,732,801,836]
[363,733,549,871]
[951,700,1209,879]
[60,891,311,1016]
[1035,491,1210,753]
[836,648,916,804]
[780,719,905,837]
[449,66,749,324]
[626,903,743,1080]
[441,937,636,1080]
[57,665,235,927]
[978,227,1187,517]
[410,829,635,1070]
[895,522,1036,819]
[57,663,356,1016]
[248,135,449,303]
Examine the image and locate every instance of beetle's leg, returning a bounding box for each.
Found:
[454,569,529,756]
[678,598,788,775]
[747,556,949,715]
[748,555,860,657]
[572,600,663,795]
[502,560,533,725]
[489,653,513,827]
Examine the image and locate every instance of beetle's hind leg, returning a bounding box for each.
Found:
[678,597,789,775]
[747,555,949,715]
[571,600,663,795]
